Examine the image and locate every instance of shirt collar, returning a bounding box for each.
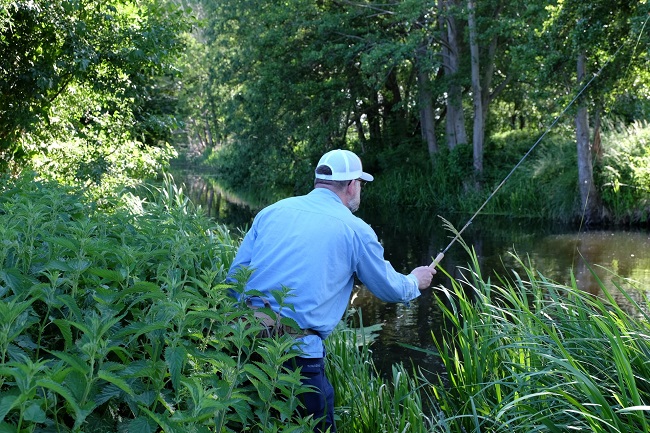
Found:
[310,187,345,206]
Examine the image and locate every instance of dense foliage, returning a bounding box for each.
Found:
[1,0,191,184]
[190,0,650,220]
[2,0,649,222]
[0,174,319,432]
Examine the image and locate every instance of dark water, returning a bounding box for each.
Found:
[175,173,650,376]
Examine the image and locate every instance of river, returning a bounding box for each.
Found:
[173,172,650,376]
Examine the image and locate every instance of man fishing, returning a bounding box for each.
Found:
[227,149,435,432]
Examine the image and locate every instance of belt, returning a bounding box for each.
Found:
[246,297,319,339]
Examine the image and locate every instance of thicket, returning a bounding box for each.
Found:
[1,0,190,181]
[0,174,318,432]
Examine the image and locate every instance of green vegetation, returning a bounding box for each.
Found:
[0,174,316,432]
[596,121,650,223]
[3,0,650,223]
[3,0,650,431]
[430,237,650,432]
[207,123,650,224]
[1,0,191,186]
[190,0,650,224]
[2,173,650,432]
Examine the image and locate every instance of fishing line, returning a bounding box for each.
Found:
[430,40,629,269]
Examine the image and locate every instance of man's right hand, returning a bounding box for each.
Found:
[410,266,435,290]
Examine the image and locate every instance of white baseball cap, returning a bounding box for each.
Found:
[314,149,374,182]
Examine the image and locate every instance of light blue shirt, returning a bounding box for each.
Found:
[227,188,420,358]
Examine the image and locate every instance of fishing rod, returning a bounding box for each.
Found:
[429,42,627,270]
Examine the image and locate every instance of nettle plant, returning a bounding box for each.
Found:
[0,173,316,432]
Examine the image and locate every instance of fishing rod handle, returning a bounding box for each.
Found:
[429,252,444,269]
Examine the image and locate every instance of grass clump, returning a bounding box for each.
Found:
[431,237,650,432]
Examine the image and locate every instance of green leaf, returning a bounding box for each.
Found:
[36,378,88,424]
[0,269,34,295]
[44,260,73,272]
[279,316,301,331]
[88,267,125,283]
[95,384,122,406]
[130,281,163,292]
[126,416,157,433]
[57,294,84,321]
[45,237,78,252]
[0,392,19,422]
[139,406,179,433]
[116,281,165,305]
[0,421,17,433]
[113,322,169,341]
[97,369,134,397]
[63,370,87,402]
[52,319,73,349]
[68,258,90,272]
[46,350,90,375]
[22,402,47,423]
[133,390,157,406]
[165,346,186,392]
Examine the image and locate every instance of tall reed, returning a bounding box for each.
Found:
[431,242,650,432]
[326,311,443,433]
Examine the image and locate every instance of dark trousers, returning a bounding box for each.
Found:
[285,356,336,432]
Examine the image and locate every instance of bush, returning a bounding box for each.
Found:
[0,173,316,432]
[597,121,650,223]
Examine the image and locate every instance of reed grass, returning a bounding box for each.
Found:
[430,236,650,432]
[325,311,441,433]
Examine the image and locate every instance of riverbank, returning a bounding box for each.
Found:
[193,123,650,227]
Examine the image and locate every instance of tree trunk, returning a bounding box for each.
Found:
[468,0,483,176]
[592,105,602,162]
[575,52,602,224]
[438,0,467,149]
[416,44,438,157]
[367,92,382,146]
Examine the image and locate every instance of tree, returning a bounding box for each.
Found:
[191,0,650,216]
[438,0,467,150]
[467,0,483,175]
[540,0,648,222]
[0,0,192,177]
[200,0,446,189]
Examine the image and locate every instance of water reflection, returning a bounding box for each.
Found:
[175,173,257,230]
[172,172,650,376]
